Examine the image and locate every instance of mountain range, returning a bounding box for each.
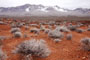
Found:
[0,4,90,17]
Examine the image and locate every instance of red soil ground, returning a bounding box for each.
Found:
[0,20,90,60]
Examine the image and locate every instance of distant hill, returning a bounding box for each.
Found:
[0,4,90,17]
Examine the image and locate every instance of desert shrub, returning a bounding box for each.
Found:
[16,22,24,28]
[40,25,46,31]
[30,24,38,27]
[55,26,70,32]
[48,21,55,25]
[0,36,7,46]
[13,39,51,58]
[80,37,90,51]
[23,34,28,38]
[48,30,64,39]
[78,23,84,27]
[24,26,29,30]
[10,23,17,28]
[54,26,61,31]
[23,54,33,60]
[30,28,40,34]
[76,29,84,33]
[76,24,81,28]
[48,25,52,29]
[87,28,90,31]
[0,48,7,60]
[10,28,21,33]
[68,23,72,26]
[0,36,7,40]
[0,21,6,25]
[76,22,84,27]
[14,32,22,38]
[66,34,72,40]
[44,29,51,34]
[54,39,62,43]
[68,25,77,31]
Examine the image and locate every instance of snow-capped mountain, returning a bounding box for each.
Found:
[0,4,90,16]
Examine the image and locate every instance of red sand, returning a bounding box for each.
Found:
[0,20,90,60]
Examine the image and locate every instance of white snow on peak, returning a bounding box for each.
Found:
[40,7,48,12]
[38,7,48,12]
[53,6,67,12]
[26,7,30,12]
[25,6,67,12]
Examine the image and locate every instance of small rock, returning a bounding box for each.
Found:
[54,39,62,43]
[82,56,86,59]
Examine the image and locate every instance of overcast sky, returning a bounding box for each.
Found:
[0,0,90,9]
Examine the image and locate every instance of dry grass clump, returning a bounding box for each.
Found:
[24,25,29,30]
[23,34,28,38]
[87,28,90,31]
[0,36,7,46]
[54,39,62,43]
[13,39,51,60]
[10,28,21,33]
[48,30,64,39]
[30,28,40,34]
[16,22,24,28]
[55,26,70,32]
[0,21,6,25]
[48,25,52,29]
[44,29,51,34]
[76,29,84,33]
[66,34,72,40]
[10,23,17,28]
[80,37,90,51]
[30,24,38,27]
[68,25,77,31]
[77,22,84,27]
[40,25,46,31]
[0,47,7,60]
[0,36,7,41]
[13,32,22,38]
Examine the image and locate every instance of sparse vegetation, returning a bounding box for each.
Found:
[55,26,70,32]
[0,36,7,46]
[87,28,90,31]
[30,24,38,27]
[30,28,40,34]
[10,23,17,28]
[13,39,51,60]
[0,17,90,60]
[0,47,7,60]
[48,30,64,39]
[16,22,24,28]
[11,28,21,33]
[23,34,28,38]
[76,29,84,33]
[68,25,77,31]
[13,32,22,38]
[80,37,90,51]
[0,21,6,25]
[66,34,72,40]
[48,25,52,29]
[24,25,29,30]
[0,36,7,40]
[40,25,46,31]
[44,29,51,34]
[54,39,62,43]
